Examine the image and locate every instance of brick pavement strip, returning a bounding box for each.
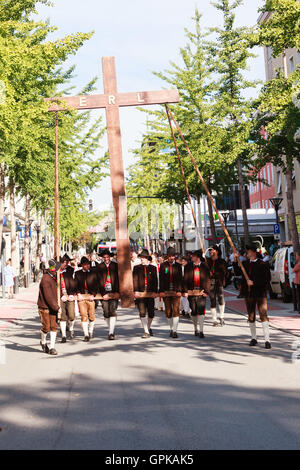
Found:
[0,284,39,331]
[224,288,300,338]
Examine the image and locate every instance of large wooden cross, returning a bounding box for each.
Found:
[46,57,179,307]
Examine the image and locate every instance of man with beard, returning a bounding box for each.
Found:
[207,245,227,327]
[133,249,158,338]
[75,256,99,342]
[234,245,272,349]
[159,247,183,338]
[59,254,77,342]
[98,250,120,340]
[183,250,211,338]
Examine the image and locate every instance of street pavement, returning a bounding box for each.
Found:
[0,285,300,450]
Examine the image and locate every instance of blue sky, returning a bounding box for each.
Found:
[37,0,265,211]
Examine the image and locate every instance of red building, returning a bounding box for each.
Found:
[249,163,276,209]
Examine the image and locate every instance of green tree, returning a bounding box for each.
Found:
[208,0,261,247]
[255,0,300,56]
[0,0,108,267]
[251,0,300,252]
[128,9,240,247]
[252,75,300,252]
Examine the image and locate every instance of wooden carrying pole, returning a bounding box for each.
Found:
[165,105,205,255]
[165,105,250,283]
[55,112,61,318]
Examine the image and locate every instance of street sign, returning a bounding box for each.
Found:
[273,224,280,235]
[274,234,280,241]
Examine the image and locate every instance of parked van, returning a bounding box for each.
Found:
[270,247,295,302]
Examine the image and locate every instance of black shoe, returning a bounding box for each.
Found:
[61,337,67,344]
[142,333,151,339]
[199,332,205,338]
[172,332,178,339]
[195,331,200,337]
[169,330,173,337]
[250,339,258,347]
[220,319,225,327]
[213,321,218,327]
[69,331,75,340]
[84,336,90,342]
[265,341,272,349]
[40,341,49,354]
[49,348,58,356]
[108,334,115,341]
[149,328,153,337]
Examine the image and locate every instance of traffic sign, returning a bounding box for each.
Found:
[273,224,280,235]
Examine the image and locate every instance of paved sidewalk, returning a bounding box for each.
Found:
[224,288,300,337]
[0,284,39,331]
[0,304,299,450]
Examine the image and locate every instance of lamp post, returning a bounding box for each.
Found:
[269,197,283,225]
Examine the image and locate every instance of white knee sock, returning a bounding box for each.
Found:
[41,331,48,345]
[211,308,217,322]
[173,317,179,333]
[50,331,57,349]
[249,322,257,340]
[262,321,270,342]
[109,317,116,335]
[219,304,225,319]
[192,316,199,332]
[69,320,75,332]
[141,317,150,334]
[89,321,95,335]
[60,321,67,337]
[168,317,173,331]
[81,322,89,337]
[199,315,205,333]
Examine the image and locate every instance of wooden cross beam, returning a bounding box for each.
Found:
[46,57,180,307]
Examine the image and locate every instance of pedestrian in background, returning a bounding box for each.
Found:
[4,259,15,299]
[293,251,300,313]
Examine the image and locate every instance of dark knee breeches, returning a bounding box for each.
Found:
[209,281,224,308]
[136,298,155,319]
[188,296,206,316]
[246,297,269,323]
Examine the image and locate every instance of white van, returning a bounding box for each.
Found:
[270,247,295,302]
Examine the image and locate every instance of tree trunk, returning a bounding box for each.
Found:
[237,157,250,247]
[0,163,5,253]
[9,176,17,273]
[286,165,300,253]
[24,194,31,286]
